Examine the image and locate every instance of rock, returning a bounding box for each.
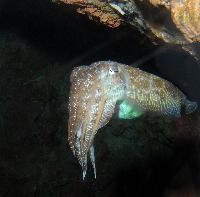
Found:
[171,0,200,42]
[54,0,122,28]
[53,0,200,60]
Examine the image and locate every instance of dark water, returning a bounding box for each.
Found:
[0,0,200,196]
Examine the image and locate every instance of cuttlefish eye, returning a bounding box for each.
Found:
[109,67,119,75]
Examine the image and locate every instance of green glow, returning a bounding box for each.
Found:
[118,100,143,119]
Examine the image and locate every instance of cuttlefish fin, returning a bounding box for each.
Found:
[89,144,96,179]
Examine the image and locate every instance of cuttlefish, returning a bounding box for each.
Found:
[68,61,197,179]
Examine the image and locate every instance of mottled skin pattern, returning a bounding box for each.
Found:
[123,65,187,117]
[68,61,197,179]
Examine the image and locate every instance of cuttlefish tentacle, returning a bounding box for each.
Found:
[80,93,117,179]
[89,144,96,179]
[88,97,119,177]
[88,97,119,179]
[80,95,108,179]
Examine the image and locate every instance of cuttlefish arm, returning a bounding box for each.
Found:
[79,90,107,179]
[68,65,116,179]
[81,94,109,179]
[68,65,89,154]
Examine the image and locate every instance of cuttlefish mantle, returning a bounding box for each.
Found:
[68,61,197,180]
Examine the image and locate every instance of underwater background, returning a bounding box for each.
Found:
[0,0,200,196]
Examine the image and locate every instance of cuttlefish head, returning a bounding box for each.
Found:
[68,61,127,179]
[98,61,128,97]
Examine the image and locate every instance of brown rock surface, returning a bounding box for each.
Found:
[171,0,200,42]
[56,0,121,28]
[53,0,200,59]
